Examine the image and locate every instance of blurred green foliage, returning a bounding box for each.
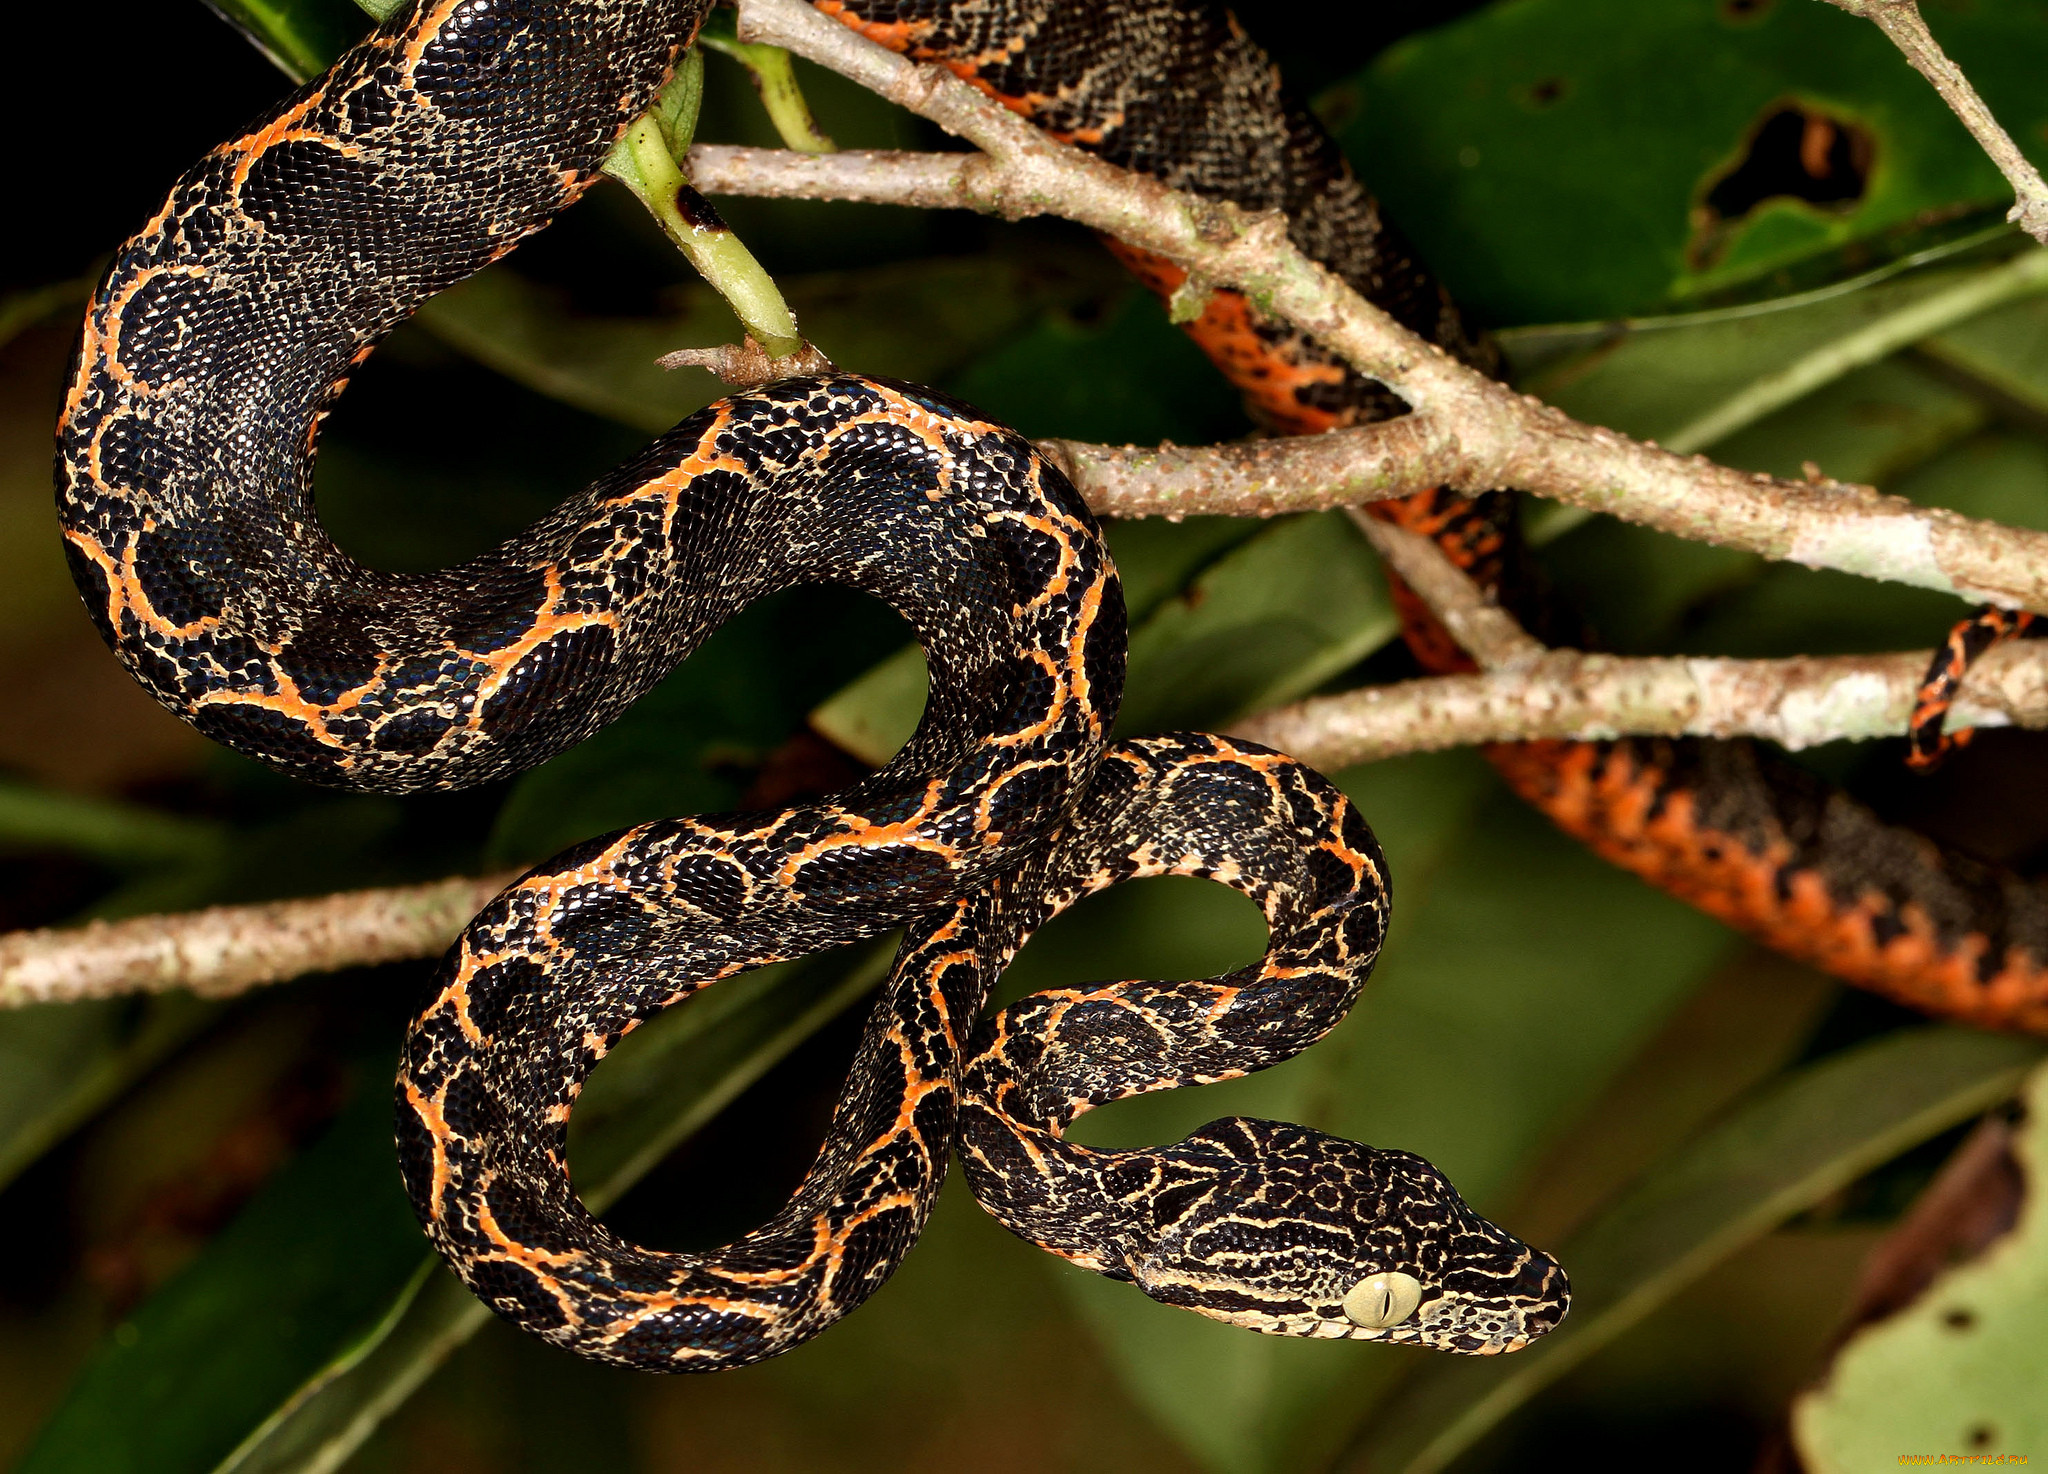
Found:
[4,2,2048,1472]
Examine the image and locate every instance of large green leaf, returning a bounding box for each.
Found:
[1793,1059,2048,1469]
[944,289,1250,446]
[1343,1028,2044,1474]
[1891,430,2048,538]
[0,780,225,872]
[1919,290,2048,418]
[1327,0,2048,324]
[1498,949,1840,1250]
[1506,253,2043,458]
[1117,513,1393,735]
[18,1040,434,1474]
[17,943,890,1474]
[0,998,216,1196]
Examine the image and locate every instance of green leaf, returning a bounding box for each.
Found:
[1499,950,1841,1251]
[1701,356,1987,490]
[1031,762,1737,1474]
[1792,1059,2048,1468]
[0,779,225,870]
[489,585,907,864]
[18,1042,430,1474]
[18,944,889,1474]
[1116,512,1392,735]
[1343,1028,2045,1474]
[0,998,216,1195]
[945,289,1249,445]
[1326,0,2048,323]
[1890,429,2048,535]
[1507,253,2042,459]
[809,645,928,770]
[1920,290,2048,418]
[197,0,370,81]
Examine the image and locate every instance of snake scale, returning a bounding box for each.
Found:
[57,0,2048,1370]
[55,0,1573,1368]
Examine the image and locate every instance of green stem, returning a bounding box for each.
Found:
[601,54,806,360]
[698,11,837,153]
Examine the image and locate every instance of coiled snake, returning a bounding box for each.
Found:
[55,0,1572,1368]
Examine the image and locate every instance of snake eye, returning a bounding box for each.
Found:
[1342,1271,1423,1329]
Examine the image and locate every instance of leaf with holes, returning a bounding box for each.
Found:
[1792,1059,2048,1470]
[1325,0,2048,322]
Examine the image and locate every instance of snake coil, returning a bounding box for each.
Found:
[56,0,1567,1368]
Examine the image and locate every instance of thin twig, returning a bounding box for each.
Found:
[0,874,518,1008]
[659,336,834,384]
[688,143,984,208]
[692,15,2048,613]
[1233,640,2048,771]
[1818,0,2048,245]
[1345,511,1545,672]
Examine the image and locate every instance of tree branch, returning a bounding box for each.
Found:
[1232,641,2048,771]
[692,5,2048,613]
[1817,0,2048,245]
[1345,511,1544,671]
[0,874,517,1008]
[9,636,2048,1006]
[14,3,2046,1005]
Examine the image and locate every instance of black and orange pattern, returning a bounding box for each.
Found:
[959,735,1563,1352]
[1908,607,2045,771]
[817,0,2048,1037]
[56,0,1567,1371]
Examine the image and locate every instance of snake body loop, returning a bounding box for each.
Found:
[64,0,2048,1372]
[58,0,1567,1370]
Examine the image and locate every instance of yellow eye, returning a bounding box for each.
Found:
[1343,1271,1423,1329]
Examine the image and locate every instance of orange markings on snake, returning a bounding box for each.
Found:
[54,0,1616,1370]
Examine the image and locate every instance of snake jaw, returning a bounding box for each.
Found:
[1112,1120,1569,1351]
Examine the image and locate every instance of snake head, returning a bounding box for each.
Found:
[1109,1118,1568,1353]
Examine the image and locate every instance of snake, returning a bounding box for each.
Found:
[926,1,2048,1035]
[56,0,2048,1371]
[54,0,1573,1370]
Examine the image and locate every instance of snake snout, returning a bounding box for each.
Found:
[1114,1120,1567,1351]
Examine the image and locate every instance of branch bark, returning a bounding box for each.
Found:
[694,6,2048,613]
[1345,511,1544,672]
[0,874,517,1009]
[1232,640,2048,772]
[1817,0,2048,245]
